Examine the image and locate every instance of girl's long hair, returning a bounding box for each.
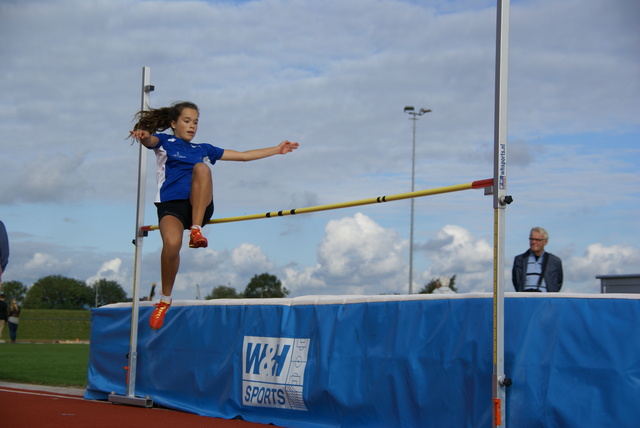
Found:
[131,101,199,135]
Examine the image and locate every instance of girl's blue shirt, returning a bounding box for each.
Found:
[150,133,225,202]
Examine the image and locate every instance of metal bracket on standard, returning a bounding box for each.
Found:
[498,376,513,387]
[108,392,154,408]
[499,195,513,205]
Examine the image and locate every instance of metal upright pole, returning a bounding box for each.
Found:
[409,116,417,294]
[109,67,154,408]
[403,106,431,294]
[492,1,512,427]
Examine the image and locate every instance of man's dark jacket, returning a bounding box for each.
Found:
[512,250,563,292]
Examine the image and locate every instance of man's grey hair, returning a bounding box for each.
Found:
[530,227,548,240]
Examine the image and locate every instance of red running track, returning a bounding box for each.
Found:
[0,382,273,428]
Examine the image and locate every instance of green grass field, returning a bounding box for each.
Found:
[0,309,91,387]
[0,343,89,387]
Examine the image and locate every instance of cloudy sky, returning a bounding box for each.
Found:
[1,0,638,300]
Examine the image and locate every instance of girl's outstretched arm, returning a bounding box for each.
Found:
[221,140,299,161]
[130,130,159,148]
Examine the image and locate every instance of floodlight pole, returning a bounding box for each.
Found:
[492,1,513,427]
[403,106,431,294]
[108,67,154,408]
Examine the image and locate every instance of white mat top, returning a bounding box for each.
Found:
[101,292,639,308]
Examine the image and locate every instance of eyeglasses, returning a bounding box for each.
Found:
[529,238,546,242]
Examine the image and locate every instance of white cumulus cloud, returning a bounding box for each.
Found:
[419,225,493,292]
[86,258,127,287]
[24,252,74,277]
[565,243,640,292]
[314,213,407,294]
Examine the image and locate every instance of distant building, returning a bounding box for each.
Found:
[596,274,640,294]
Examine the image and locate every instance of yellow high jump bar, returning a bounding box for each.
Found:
[140,178,493,232]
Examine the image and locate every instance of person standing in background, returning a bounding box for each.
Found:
[512,227,563,292]
[8,299,21,344]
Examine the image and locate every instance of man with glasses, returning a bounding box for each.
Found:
[512,227,563,292]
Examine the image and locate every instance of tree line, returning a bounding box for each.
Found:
[1,272,290,310]
[2,272,453,310]
[2,276,127,309]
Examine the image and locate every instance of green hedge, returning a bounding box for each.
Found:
[1,309,91,342]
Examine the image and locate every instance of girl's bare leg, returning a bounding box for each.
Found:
[190,163,213,226]
[158,215,185,297]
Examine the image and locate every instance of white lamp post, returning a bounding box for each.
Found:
[404,106,431,294]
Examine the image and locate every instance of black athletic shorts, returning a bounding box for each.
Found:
[155,199,214,230]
